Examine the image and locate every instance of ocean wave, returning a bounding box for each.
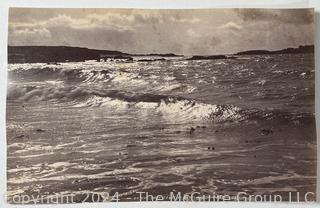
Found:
[8,83,312,125]
[8,66,183,92]
[8,67,112,83]
[7,84,244,123]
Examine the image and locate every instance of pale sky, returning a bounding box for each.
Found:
[8,8,314,55]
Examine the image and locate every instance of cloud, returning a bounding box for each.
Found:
[8,11,203,54]
[235,9,314,25]
[9,13,133,31]
[14,27,51,36]
[8,8,315,55]
[218,22,242,31]
[169,16,200,23]
[8,27,52,45]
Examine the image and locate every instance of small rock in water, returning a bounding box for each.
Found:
[72,180,79,184]
[36,128,46,133]
[15,135,25,139]
[100,69,110,74]
[260,128,273,135]
[174,158,182,163]
[202,126,207,129]
[189,127,196,134]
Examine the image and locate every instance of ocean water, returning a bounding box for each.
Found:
[6,54,316,203]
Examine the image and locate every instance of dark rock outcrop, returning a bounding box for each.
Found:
[187,55,228,60]
[8,46,129,63]
[133,53,183,57]
[138,58,166,62]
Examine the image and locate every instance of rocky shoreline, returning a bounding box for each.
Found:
[8,45,314,64]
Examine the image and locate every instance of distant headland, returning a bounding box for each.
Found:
[8,45,314,64]
[236,45,314,55]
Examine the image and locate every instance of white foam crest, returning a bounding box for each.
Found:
[14,144,57,154]
[156,99,217,121]
[214,61,227,65]
[79,70,111,83]
[156,99,242,122]
[8,63,53,71]
[74,95,242,123]
[7,162,70,174]
[134,101,158,109]
[8,61,142,75]
[186,85,196,93]
[100,98,129,109]
[45,80,64,85]
[7,124,26,130]
[73,96,111,107]
[8,143,27,150]
[110,71,149,87]
[73,96,130,110]
[47,162,72,169]
[272,70,284,74]
[163,76,176,81]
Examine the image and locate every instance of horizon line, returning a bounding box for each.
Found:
[7,44,314,56]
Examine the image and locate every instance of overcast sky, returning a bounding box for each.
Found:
[8,8,314,55]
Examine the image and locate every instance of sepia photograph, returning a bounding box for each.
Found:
[6,8,316,203]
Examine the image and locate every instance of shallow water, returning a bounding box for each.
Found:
[6,54,316,202]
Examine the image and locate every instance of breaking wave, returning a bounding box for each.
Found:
[7,83,311,124]
[7,84,244,122]
[8,67,112,83]
[7,56,314,125]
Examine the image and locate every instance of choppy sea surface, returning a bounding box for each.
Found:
[7,54,316,203]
